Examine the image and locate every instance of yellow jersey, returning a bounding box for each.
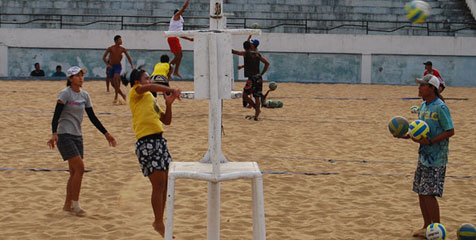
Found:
[128,84,164,139]
[152,62,170,78]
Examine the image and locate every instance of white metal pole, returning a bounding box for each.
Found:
[207,33,221,240]
[208,34,221,175]
[207,181,221,240]
[164,175,176,240]
[252,176,266,240]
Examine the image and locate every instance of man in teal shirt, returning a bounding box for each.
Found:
[52,65,67,77]
[416,92,453,167]
[400,74,455,238]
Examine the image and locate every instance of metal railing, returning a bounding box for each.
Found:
[1,13,475,36]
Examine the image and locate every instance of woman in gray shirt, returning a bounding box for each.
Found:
[47,66,117,216]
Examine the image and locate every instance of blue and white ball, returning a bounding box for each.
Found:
[405,0,432,23]
[426,223,447,240]
[411,105,419,114]
[457,223,476,240]
[409,120,429,140]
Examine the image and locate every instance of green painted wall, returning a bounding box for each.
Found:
[8,47,476,87]
[8,48,194,79]
[372,55,476,87]
[8,48,362,84]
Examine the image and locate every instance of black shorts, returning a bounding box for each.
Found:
[151,76,170,97]
[243,75,263,98]
[135,133,172,177]
[57,134,83,160]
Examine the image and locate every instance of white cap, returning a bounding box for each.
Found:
[66,66,87,77]
[415,74,440,89]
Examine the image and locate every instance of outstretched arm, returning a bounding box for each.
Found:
[232,49,245,56]
[181,36,194,42]
[135,84,181,97]
[123,48,135,69]
[174,0,190,20]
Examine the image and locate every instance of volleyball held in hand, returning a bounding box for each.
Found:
[457,223,476,240]
[388,116,409,137]
[405,0,432,23]
[269,82,277,91]
[411,105,419,113]
[426,223,447,240]
[409,120,430,140]
[251,23,259,29]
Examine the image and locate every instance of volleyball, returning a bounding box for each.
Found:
[388,116,409,137]
[409,120,430,140]
[269,82,277,91]
[457,223,476,240]
[251,23,259,29]
[411,105,419,113]
[266,100,283,108]
[426,223,447,240]
[405,0,432,23]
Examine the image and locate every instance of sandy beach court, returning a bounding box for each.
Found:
[0,80,475,239]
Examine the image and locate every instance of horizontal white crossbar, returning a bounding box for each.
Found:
[164,29,261,37]
[180,90,242,99]
[168,162,262,182]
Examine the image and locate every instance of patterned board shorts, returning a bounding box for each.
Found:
[243,75,263,98]
[135,134,172,177]
[413,161,446,197]
[57,134,84,160]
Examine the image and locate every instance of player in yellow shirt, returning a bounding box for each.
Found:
[127,68,181,237]
[151,54,174,97]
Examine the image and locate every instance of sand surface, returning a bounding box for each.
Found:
[0,80,475,240]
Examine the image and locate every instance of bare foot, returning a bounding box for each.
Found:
[63,205,72,212]
[173,72,182,79]
[152,221,165,237]
[412,228,426,237]
[113,99,118,105]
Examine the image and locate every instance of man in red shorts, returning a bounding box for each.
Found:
[167,0,193,79]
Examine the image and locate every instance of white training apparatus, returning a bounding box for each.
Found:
[165,1,265,240]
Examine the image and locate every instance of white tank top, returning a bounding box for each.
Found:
[169,16,184,31]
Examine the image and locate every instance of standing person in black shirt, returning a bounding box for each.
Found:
[232,41,270,120]
[30,63,45,77]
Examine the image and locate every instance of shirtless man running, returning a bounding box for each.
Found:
[103,35,135,104]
